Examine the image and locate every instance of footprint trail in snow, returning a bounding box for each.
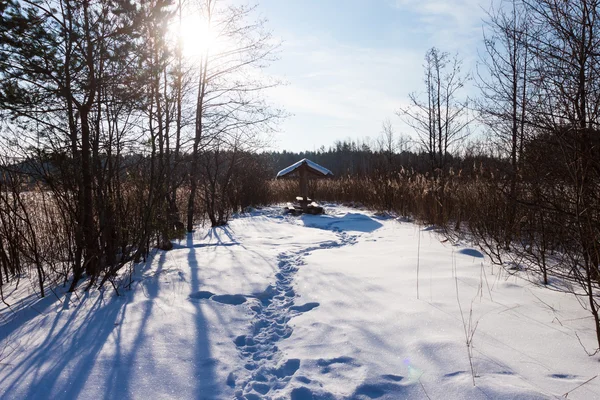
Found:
[231,229,357,399]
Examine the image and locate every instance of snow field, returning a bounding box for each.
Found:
[0,206,599,399]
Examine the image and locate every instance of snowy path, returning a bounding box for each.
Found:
[231,230,357,399]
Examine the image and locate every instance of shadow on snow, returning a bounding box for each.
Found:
[0,238,219,399]
[300,212,383,233]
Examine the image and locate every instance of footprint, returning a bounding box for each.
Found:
[290,387,314,400]
[381,374,404,382]
[290,302,320,313]
[352,382,404,399]
[211,294,247,305]
[226,372,236,388]
[317,356,355,367]
[317,356,356,374]
[253,285,277,302]
[353,383,387,399]
[296,376,311,384]
[274,358,300,378]
[234,335,245,346]
[234,335,256,347]
[252,382,270,395]
[549,373,578,379]
[444,370,467,378]
[188,290,214,300]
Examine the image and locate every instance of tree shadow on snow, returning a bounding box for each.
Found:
[0,289,127,399]
[173,241,240,249]
[0,244,219,399]
[186,233,221,399]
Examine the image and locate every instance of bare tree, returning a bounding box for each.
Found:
[398,47,471,172]
[378,119,397,167]
[521,0,600,352]
[477,0,535,247]
[185,0,282,230]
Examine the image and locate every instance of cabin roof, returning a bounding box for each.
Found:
[276,158,333,178]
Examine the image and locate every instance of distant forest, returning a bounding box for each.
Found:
[0,0,599,352]
[265,140,496,178]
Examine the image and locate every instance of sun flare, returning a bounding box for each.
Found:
[177,13,221,59]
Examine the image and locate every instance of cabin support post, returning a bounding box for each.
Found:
[299,165,308,211]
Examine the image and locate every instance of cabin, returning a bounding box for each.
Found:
[276,158,333,215]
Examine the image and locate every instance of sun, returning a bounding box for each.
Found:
[176,13,221,60]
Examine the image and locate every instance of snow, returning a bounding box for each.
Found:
[1,206,599,399]
[276,158,333,178]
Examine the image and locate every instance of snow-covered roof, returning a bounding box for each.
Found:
[276,158,333,178]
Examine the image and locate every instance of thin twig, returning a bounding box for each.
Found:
[574,332,600,357]
[419,378,432,400]
[528,288,556,312]
[417,225,421,300]
[481,262,494,302]
[563,375,597,398]
[454,251,477,386]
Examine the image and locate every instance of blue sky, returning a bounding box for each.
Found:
[255,0,491,151]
